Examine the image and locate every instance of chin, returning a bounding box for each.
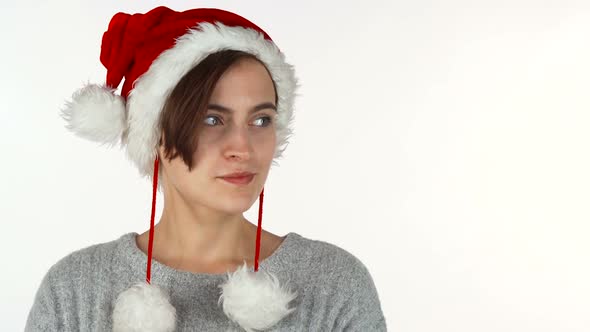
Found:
[216,193,257,212]
[217,203,253,216]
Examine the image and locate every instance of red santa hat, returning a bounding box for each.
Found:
[60,6,298,332]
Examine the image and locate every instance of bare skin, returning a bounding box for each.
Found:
[136,223,285,274]
[135,57,285,274]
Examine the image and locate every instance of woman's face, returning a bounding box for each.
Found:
[158,58,277,215]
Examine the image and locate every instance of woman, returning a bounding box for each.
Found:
[25,6,387,332]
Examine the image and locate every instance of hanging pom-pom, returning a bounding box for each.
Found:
[60,83,126,147]
[218,262,298,332]
[112,282,176,332]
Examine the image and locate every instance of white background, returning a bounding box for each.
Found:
[2,0,589,331]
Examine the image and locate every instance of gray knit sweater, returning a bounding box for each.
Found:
[25,232,387,331]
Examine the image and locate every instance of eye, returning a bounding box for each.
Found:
[204,115,222,126]
[253,116,273,127]
[203,115,274,127]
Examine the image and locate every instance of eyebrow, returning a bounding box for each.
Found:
[207,102,277,114]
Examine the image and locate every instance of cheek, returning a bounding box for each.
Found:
[264,130,277,154]
[243,133,274,164]
[165,161,214,202]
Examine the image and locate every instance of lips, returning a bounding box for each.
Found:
[220,174,255,185]
[221,171,255,178]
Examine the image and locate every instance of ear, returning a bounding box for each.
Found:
[157,132,167,161]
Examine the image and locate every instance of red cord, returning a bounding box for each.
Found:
[146,156,159,284]
[145,155,262,280]
[255,188,263,272]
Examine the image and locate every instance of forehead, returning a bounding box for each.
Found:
[209,58,276,102]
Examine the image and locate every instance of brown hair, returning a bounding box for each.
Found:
[157,49,278,171]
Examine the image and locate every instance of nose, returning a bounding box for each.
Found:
[223,123,253,160]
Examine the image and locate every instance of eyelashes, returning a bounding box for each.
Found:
[203,115,274,127]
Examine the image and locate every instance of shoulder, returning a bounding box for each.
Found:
[287,232,376,286]
[287,233,387,330]
[26,234,132,330]
[289,233,369,268]
[44,233,130,285]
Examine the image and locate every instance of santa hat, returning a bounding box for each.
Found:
[60,6,298,332]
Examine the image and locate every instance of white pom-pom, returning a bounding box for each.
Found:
[112,282,176,332]
[218,262,298,332]
[60,83,126,146]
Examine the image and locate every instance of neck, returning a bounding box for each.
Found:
[148,193,256,268]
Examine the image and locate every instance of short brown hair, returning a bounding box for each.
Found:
[157,49,278,171]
